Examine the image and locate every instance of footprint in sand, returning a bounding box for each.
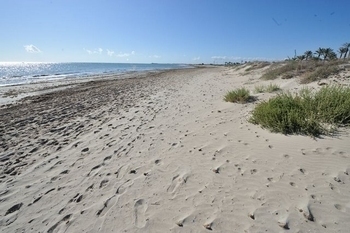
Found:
[134,199,148,228]
[96,195,117,217]
[298,204,315,222]
[334,204,346,212]
[167,172,189,193]
[5,203,23,216]
[99,179,109,189]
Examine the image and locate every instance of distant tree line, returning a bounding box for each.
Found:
[293,42,350,61]
[224,61,242,66]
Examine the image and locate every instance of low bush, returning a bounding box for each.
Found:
[261,60,345,83]
[261,61,298,80]
[301,63,340,84]
[312,85,350,125]
[224,87,252,103]
[245,62,270,72]
[250,85,350,136]
[265,83,281,93]
[254,85,266,93]
[254,83,281,93]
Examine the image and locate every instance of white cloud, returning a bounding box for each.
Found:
[84,48,104,55]
[84,48,93,54]
[117,51,135,57]
[149,55,161,59]
[107,49,115,56]
[117,53,130,57]
[83,48,137,58]
[211,56,227,60]
[24,44,41,53]
[211,55,276,62]
[193,57,201,61]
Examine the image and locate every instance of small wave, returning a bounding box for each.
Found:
[32,74,50,78]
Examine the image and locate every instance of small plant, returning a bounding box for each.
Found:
[261,61,298,80]
[254,85,266,93]
[224,87,252,103]
[265,83,281,93]
[312,85,350,125]
[250,85,350,136]
[261,59,344,82]
[254,84,280,93]
[300,63,340,84]
[250,92,323,136]
[245,62,270,72]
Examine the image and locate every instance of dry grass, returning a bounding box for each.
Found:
[245,62,271,72]
[261,60,346,83]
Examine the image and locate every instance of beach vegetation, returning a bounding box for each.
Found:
[254,83,281,93]
[245,62,270,72]
[338,47,348,59]
[260,42,350,82]
[265,83,281,93]
[254,84,266,93]
[341,43,350,59]
[304,50,313,60]
[300,62,340,84]
[250,85,350,136]
[261,58,345,83]
[261,61,299,80]
[224,87,252,103]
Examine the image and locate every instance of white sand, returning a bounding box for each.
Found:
[0,66,349,232]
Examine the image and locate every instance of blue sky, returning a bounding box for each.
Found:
[1,0,349,63]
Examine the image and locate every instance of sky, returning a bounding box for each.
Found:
[1,0,350,63]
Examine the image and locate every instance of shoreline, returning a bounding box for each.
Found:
[0,67,194,107]
[1,65,350,232]
[0,62,193,89]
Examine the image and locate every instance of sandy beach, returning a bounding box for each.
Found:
[1,66,350,232]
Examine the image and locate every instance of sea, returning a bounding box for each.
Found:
[0,62,189,86]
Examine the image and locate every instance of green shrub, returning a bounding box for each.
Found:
[261,61,298,80]
[254,83,281,93]
[250,85,350,136]
[224,87,252,103]
[250,92,322,136]
[245,62,270,72]
[254,85,266,93]
[262,60,344,82]
[312,85,350,125]
[265,83,281,93]
[301,64,340,84]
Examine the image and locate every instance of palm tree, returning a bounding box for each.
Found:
[343,43,350,59]
[315,47,325,59]
[297,55,306,61]
[338,47,347,59]
[304,50,313,60]
[328,51,337,60]
[323,48,335,60]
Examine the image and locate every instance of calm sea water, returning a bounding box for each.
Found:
[0,62,189,86]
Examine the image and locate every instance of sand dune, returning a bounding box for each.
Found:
[0,66,349,232]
